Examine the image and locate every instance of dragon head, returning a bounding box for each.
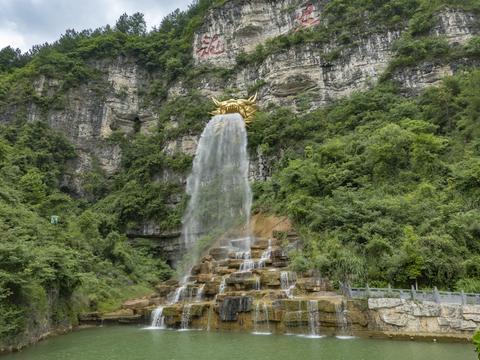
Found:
[210,93,258,125]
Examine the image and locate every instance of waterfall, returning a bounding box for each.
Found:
[238,250,254,272]
[207,305,213,331]
[218,276,227,295]
[195,284,205,302]
[258,239,272,268]
[280,271,297,298]
[181,114,252,255]
[253,302,271,335]
[306,300,322,338]
[180,304,193,331]
[172,284,187,303]
[254,276,261,290]
[150,307,166,329]
[335,301,354,339]
[150,113,252,329]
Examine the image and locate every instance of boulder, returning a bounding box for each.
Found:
[200,261,214,274]
[122,298,150,310]
[197,273,213,283]
[380,312,414,327]
[226,259,244,269]
[259,270,280,287]
[78,312,101,321]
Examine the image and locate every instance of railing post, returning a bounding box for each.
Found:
[411,285,417,301]
[434,286,440,304]
[347,283,353,299]
[366,284,371,298]
[461,290,466,305]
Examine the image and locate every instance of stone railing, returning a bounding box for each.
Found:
[341,283,480,305]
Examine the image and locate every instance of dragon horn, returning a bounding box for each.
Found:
[248,92,257,103]
[212,97,221,106]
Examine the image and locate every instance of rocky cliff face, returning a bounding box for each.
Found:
[11,2,478,181]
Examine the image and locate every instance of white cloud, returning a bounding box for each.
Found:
[0,24,27,50]
[0,0,193,52]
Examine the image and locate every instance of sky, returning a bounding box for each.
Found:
[0,0,193,52]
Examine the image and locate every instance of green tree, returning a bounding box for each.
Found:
[115,13,147,35]
[474,330,480,360]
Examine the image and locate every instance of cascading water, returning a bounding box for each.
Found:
[335,301,354,339]
[258,239,272,268]
[218,276,227,295]
[280,271,297,298]
[253,302,271,335]
[306,300,323,338]
[180,304,193,331]
[181,113,252,254]
[239,251,255,272]
[254,276,261,290]
[195,284,205,302]
[150,113,253,329]
[150,307,166,329]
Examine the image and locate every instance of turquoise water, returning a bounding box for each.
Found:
[3,327,475,360]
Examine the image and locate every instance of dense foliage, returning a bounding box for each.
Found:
[0,121,171,345]
[252,70,480,290]
[474,330,480,359]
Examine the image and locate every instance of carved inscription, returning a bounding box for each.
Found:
[196,34,225,58]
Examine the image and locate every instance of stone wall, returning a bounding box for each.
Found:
[368,298,480,334]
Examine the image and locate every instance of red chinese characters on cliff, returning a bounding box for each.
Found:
[196,34,225,59]
[295,4,320,29]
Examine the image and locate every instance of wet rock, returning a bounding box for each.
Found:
[209,247,230,260]
[226,259,244,269]
[259,270,280,287]
[200,261,214,274]
[164,279,179,286]
[155,284,175,297]
[78,312,101,321]
[102,309,142,323]
[197,274,214,283]
[216,266,235,275]
[219,296,253,321]
[283,311,309,325]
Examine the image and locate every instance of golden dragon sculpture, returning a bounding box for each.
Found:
[210,93,258,125]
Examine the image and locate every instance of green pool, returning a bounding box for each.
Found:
[2,326,476,360]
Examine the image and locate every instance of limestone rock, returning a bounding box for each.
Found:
[209,247,230,260]
[412,302,441,317]
[122,299,150,310]
[368,298,404,310]
[380,313,413,327]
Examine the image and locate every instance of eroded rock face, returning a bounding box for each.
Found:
[193,1,327,67]
[432,7,478,45]
[190,5,479,110]
[6,57,161,196]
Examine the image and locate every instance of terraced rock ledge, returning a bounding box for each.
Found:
[80,234,480,343]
